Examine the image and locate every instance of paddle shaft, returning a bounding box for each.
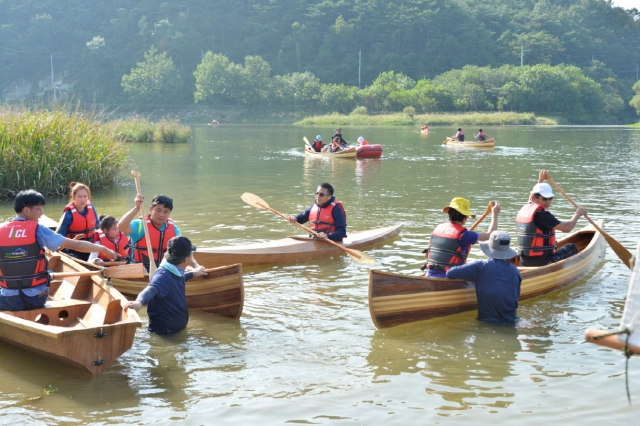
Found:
[468,203,492,232]
[132,172,157,276]
[546,174,633,269]
[255,201,363,259]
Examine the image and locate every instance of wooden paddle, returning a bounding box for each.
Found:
[241,192,377,265]
[131,170,157,276]
[468,202,493,232]
[51,263,145,279]
[303,137,313,150]
[545,173,634,269]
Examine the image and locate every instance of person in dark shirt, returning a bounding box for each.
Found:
[124,236,206,334]
[287,183,347,242]
[447,230,522,323]
[516,169,586,267]
[332,128,348,148]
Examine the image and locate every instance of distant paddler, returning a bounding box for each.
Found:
[288,183,346,242]
[422,197,501,278]
[475,129,488,141]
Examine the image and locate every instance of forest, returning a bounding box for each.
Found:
[1,0,639,122]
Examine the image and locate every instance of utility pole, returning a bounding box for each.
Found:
[520,45,530,66]
[358,49,361,90]
[50,53,56,101]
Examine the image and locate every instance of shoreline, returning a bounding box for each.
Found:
[294,112,559,126]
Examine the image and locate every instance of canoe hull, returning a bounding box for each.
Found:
[356,144,383,158]
[0,253,140,375]
[195,224,403,268]
[420,129,429,135]
[304,146,357,158]
[73,258,245,319]
[369,222,605,329]
[443,138,495,148]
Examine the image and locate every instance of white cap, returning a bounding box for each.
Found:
[357,137,365,143]
[531,183,554,198]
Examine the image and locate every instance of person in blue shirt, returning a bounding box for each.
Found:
[287,183,347,242]
[124,236,206,334]
[0,190,117,311]
[446,230,522,324]
[423,197,500,278]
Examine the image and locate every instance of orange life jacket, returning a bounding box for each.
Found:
[426,222,470,271]
[63,202,98,239]
[93,230,131,260]
[309,201,346,236]
[0,220,50,289]
[516,203,556,257]
[131,215,178,266]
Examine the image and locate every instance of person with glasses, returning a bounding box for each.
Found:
[124,236,206,334]
[423,197,500,278]
[0,190,117,311]
[118,194,201,272]
[287,183,347,242]
[516,169,587,267]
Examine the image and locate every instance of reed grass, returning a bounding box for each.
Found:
[296,111,556,126]
[107,118,191,143]
[0,107,128,198]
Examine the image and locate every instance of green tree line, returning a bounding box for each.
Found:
[1,0,639,121]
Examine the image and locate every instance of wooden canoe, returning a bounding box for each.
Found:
[195,224,403,268]
[70,256,244,319]
[0,252,141,374]
[420,129,429,134]
[369,221,605,329]
[304,145,357,158]
[443,137,496,148]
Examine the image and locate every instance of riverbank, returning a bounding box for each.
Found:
[626,122,640,128]
[295,112,559,126]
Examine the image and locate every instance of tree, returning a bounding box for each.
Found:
[630,81,640,117]
[121,46,182,104]
[193,52,242,104]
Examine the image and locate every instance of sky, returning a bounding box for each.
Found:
[611,0,638,10]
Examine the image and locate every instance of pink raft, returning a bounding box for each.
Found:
[356,144,383,158]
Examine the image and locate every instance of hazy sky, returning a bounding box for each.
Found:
[611,0,638,10]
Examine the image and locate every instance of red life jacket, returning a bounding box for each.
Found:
[426,222,470,271]
[0,220,49,289]
[63,202,98,240]
[131,215,177,266]
[477,132,486,141]
[309,201,346,236]
[516,203,556,257]
[312,139,324,152]
[456,131,465,141]
[93,229,131,260]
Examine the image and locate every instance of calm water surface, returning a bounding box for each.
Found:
[1,125,640,424]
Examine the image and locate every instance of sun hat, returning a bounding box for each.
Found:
[530,183,554,198]
[357,137,364,143]
[479,230,517,259]
[316,135,322,141]
[167,236,196,258]
[442,197,475,218]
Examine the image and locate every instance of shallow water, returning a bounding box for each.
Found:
[1,125,640,424]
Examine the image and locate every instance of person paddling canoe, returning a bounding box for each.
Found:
[287,183,347,242]
[422,197,500,278]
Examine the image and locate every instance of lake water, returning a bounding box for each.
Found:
[1,125,640,424]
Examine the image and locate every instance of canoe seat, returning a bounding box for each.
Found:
[8,300,92,326]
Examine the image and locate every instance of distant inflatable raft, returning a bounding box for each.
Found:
[356,144,383,158]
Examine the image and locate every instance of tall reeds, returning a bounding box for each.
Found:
[295,112,554,126]
[106,118,191,143]
[0,107,128,198]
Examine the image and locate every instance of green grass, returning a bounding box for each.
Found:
[0,107,128,198]
[295,111,557,126]
[626,122,640,128]
[107,118,191,143]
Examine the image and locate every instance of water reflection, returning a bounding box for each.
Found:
[302,156,356,187]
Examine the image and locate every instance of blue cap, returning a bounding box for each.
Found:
[316,135,322,141]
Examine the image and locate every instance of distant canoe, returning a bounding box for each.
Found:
[195,224,403,268]
[356,144,383,158]
[304,145,357,158]
[73,257,244,319]
[420,129,429,134]
[443,137,495,148]
[0,252,140,374]
[368,221,605,329]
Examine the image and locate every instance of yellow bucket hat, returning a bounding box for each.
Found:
[442,197,475,218]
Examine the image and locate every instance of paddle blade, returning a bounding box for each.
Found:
[303,136,312,147]
[345,249,377,265]
[241,192,270,210]
[103,263,145,279]
[603,233,634,269]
